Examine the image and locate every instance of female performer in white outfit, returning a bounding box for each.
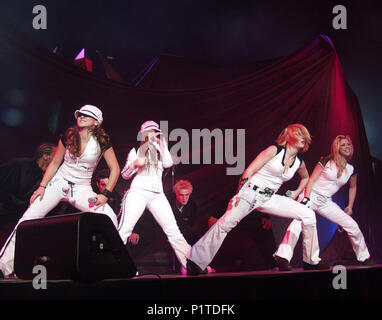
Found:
[118,121,214,274]
[274,135,373,265]
[187,124,327,275]
[0,105,120,277]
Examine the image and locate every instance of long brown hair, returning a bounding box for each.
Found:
[64,125,111,156]
[329,135,354,178]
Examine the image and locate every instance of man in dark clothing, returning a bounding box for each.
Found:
[167,179,198,245]
[94,169,123,218]
[208,194,278,271]
[166,180,217,273]
[0,143,56,246]
[128,179,199,250]
[126,179,215,274]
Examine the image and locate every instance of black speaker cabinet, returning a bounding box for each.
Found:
[14,212,137,281]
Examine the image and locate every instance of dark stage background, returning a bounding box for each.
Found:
[0,1,381,270]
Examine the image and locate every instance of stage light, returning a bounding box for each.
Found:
[1,107,24,127]
[73,48,92,72]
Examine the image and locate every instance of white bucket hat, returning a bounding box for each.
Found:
[74,104,103,125]
[140,120,161,133]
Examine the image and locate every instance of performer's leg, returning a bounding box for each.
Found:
[274,219,303,263]
[147,193,191,269]
[316,199,370,262]
[72,185,119,228]
[0,178,63,276]
[188,195,253,271]
[257,195,321,265]
[118,189,148,245]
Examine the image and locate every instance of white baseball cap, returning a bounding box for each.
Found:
[74,105,103,125]
[140,120,161,133]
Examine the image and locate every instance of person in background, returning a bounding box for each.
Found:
[94,168,140,245]
[208,206,277,271]
[168,180,198,245]
[167,179,215,273]
[0,143,56,246]
[94,169,122,218]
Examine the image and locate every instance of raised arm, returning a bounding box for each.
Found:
[156,134,173,168]
[121,148,139,180]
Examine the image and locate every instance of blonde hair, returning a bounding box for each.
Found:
[137,131,161,172]
[276,123,311,153]
[173,180,193,194]
[329,135,354,178]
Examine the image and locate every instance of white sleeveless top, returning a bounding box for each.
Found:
[56,135,105,185]
[250,145,302,193]
[312,157,356,198]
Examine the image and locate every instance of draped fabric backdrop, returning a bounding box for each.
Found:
[0,14,378,267]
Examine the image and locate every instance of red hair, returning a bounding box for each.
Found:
[276,124,311,153]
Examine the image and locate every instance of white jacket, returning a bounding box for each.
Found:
[121,140,173,193]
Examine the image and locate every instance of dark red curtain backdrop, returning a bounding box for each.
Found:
[0,14,377,264]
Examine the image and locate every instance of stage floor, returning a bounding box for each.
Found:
[0,264,381,301]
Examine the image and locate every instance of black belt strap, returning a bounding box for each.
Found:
[68,181,75,197]
[252,184,275,197]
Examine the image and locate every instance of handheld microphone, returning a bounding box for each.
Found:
[88,197,97,208]
[285,190,293,197]
[88,197,97,204]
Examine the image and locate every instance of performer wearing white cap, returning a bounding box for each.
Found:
[0,105,120,278]
[187,124,328,275]
[274,135,374,266]
[118,121,215,274]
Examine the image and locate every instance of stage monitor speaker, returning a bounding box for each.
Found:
[14,212,137,281]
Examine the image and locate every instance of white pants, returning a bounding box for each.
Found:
[275,190,370,262]
[187,191,321,271]
[0,174,118,276]
[118,188,191,269]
